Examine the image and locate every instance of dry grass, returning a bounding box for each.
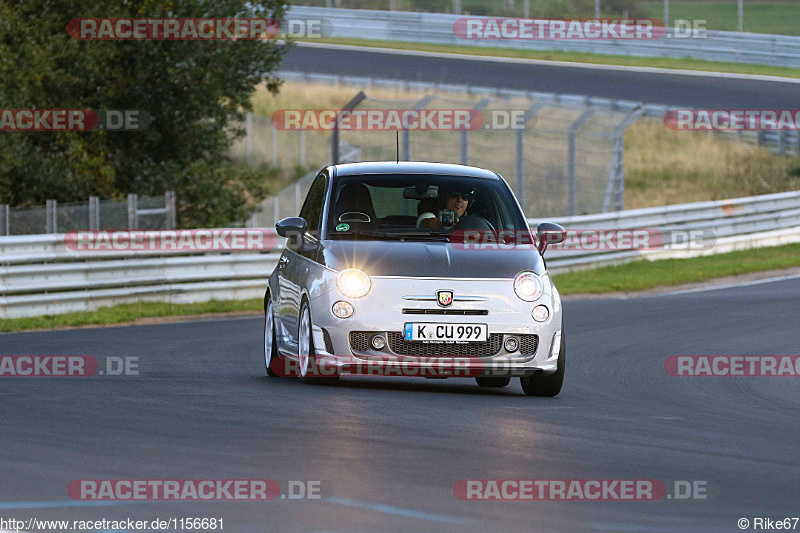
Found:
[624,119,800,208]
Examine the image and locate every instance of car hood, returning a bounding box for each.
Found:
[320,239,546,278]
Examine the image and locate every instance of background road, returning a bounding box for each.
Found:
[1,278,799,532]
[282,43,800,108]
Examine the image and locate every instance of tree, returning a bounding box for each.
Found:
[0,0,289,226]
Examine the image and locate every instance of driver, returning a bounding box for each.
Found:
[417,184,473,229]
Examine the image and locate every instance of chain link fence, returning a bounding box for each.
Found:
[0,192,176,236]
[239,86,641,225]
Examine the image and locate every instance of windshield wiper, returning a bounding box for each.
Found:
[328,229,451,242]
[380,230,451,242]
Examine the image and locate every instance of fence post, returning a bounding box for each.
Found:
[523,0,529,18]
[602,106,642,213]
[403,95,435,162]
[46,200,57,234]
[300,130,307,167]
[0,204,8,236]
[245,112,253,164]
[89,196,100,230]
[516,129,524,205]
[295,182,302,216]
[274,196,280,226]
[567,108,595,216]
[165,191,177,229]
[272,124,278,166]
[462,98,490,166]
[332,91,367,165]
[127,194,138,230]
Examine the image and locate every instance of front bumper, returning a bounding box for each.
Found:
[309,275,563,377]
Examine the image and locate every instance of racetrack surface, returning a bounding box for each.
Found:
[1,277,799,532]
[281,43,800,109]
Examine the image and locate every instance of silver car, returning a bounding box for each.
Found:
[263,162,567,396]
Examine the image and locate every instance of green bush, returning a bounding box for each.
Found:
[0,0,289,227]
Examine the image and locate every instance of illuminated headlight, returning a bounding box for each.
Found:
[532,305,549,322]
[513,271,543,302]
[337,269,371,298]
[332,301,354,318]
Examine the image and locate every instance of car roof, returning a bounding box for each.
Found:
[332,161,501,180]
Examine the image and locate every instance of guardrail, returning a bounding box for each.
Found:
[0,240,281,318]
[531,190,800,270]
[289,6,800,67]
[2,191,800,318]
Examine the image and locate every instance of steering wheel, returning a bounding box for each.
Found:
[455,215,496,232]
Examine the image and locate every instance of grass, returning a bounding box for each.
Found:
[3,243,800,332]
[553,242,800,294]
[0,299,262,333]
[300,37,800,79]
[294,0,800,36]
[624,119,800,208]
[642,0,800,36]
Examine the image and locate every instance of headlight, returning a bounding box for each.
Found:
[337,269,371,298]
[513,271,543,301]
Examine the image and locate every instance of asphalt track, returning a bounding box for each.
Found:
[1,277,799,532]
[281,43,800,108]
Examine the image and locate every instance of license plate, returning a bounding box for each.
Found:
[404,323,488,343]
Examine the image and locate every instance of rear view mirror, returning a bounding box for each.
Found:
[536,222,566,255]
[275,217,308,249]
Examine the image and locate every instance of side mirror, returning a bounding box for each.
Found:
[536,222,566,255]
[276,217,308,249]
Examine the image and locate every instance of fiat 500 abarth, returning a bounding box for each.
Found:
[263,162,567,396]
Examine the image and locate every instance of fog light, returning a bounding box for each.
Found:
[532,305,550,322]
[332,301,354,318]
[504,337,519,352]
[371,335,386,350]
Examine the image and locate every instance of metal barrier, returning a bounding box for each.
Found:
[531,190,800,269]
[3,191,800,318]
[288,6,800,67]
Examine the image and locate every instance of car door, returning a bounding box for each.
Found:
[277,174,327,351]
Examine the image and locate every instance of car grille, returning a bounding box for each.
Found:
[387,332,503,357]
[349,331,371,352]
[402,309,488,315]
[349,332,534,357]
[519,334,539,355]
[322,328,334,354]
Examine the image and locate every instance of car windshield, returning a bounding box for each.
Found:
[325,173,529,241]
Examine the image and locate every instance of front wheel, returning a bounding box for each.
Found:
[520,330,565,397]
[264,295,279,377]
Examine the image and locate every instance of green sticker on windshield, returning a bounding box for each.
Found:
[336,223,350,232]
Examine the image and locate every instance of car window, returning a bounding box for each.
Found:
[299,175,326,237]
[326,173,528,240]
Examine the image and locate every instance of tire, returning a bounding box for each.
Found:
[264,294,279,377]
[475,376,511,387]
[520,330,565,397]
[298,300,339,385]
